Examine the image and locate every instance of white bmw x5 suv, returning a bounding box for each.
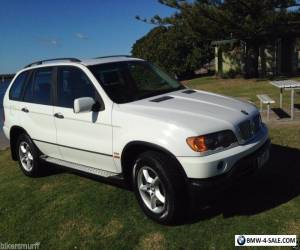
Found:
[3,56,270,224]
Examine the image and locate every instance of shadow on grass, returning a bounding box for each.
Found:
[271,108,291,119]
[37,143,300,225]
[186,143,300,224]
[294,104,300,110]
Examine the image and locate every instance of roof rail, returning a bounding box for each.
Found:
[24,58,81,68]
[94,55,132,59]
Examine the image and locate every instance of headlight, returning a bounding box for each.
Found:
[186,130,237,153]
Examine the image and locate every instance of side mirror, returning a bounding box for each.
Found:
[73,97,95,113]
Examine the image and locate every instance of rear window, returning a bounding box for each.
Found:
[9,71,29,101]
[23,68,53,105]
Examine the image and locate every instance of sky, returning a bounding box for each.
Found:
[0,0,175,74]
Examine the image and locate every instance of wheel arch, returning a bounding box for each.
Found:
[9,126,29,160]
[121,141,187,187]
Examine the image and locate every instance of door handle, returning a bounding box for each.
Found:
[21,107,29,113]
[54,113,64,119]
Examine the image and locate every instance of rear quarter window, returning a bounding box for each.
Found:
[9,71,29,101]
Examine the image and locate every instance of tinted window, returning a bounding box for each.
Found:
[57,66,97,108]
[9,71,28,100]
[24,68,53,105]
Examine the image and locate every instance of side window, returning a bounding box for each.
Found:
[57,66,97,108]
[9,71,29,100]
[24,68,53,105]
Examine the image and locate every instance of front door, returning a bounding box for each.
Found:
[53,66,115,172]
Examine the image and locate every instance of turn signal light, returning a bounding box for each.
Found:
[186,136,207,152]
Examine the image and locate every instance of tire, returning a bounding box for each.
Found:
[132,151,186,224]
[16,133,43,177]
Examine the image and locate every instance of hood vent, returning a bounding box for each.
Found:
[150,96,174,102]
[182,89,196,94]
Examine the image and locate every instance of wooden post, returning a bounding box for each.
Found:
[291,89,295,120]
[280,88,283,109]
[260,100,263,112]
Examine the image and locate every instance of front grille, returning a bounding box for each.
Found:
[238,114,261,142]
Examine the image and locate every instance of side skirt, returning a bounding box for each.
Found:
[40,155,123,179]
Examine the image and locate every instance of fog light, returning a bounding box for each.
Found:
[217,161,225,171]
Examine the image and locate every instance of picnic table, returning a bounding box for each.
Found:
[270,80,300,120]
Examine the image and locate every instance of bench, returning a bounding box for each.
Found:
[257,94,275,120]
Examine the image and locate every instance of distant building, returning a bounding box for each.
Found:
[212,37,300,78]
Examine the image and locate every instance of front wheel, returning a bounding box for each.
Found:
[133,151,186,224]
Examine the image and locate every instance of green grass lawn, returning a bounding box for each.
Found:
[185,76,300,112]
[0,77,300,250]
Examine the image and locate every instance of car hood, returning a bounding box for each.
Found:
[118,89,258,135]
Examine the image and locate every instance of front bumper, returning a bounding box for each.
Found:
[187,138,270,193]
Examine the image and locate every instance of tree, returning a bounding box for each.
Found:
[135,0,300,78]
[132,25,213,78]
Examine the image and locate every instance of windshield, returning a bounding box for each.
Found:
[88,61,184,104]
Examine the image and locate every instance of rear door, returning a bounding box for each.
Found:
[53,66,115,172]
[6,70,30,131]
[20,67,60,158]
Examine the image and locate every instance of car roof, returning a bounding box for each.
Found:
[81,56,144,66]
[22,56,144,71]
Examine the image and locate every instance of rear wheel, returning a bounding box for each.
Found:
[133,151,186,224]
[16,134,42,177]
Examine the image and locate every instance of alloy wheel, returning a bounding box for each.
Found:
[18,141,34,172]
[137,166,166,214]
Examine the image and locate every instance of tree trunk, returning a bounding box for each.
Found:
[252,45,259,78]
[244,43,259,78]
